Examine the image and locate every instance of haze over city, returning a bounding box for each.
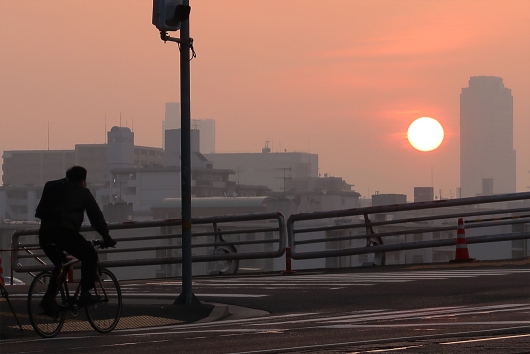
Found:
[1,0,529,199]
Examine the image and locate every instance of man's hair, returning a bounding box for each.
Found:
[66,166,87,182]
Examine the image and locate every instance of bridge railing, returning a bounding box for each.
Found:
[9,192,530,284]
[287,192,530,264]
[10,212,286,280]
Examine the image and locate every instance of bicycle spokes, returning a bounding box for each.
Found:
[27,272,66,338]
[85,268,122,333]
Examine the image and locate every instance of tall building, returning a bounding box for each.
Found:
[191,119,215,154]
[162,102,215,154]
[460,76,516,197]
[107,126,134,170]
[162,102,180,149]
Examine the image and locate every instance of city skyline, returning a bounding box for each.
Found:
[1,1,529,198]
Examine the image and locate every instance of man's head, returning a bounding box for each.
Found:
[66,166,87,187]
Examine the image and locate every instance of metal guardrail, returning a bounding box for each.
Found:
[9,193,530,283]
[287,192,530,262]
[11,212,286,277]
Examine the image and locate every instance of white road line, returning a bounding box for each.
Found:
[257,307,462,326]
[423,305,530,319]
[365,345,423,352]
[120,293,268,298]
[193,283,380,286]
[322,321,530,329]
[126,328,278,337]
[252,304,529,327]
[117,312,319,333]
[440,333,530,345]
[324,304,530,324]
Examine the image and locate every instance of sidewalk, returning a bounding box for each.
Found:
[1,288,268,340]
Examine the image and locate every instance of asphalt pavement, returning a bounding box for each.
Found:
[1,257,529,347]
[1,289,268,340]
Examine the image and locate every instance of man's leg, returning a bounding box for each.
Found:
[39,230,68,307]
[58,231,98,293]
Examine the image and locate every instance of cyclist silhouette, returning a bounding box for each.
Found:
[36,166,116,311]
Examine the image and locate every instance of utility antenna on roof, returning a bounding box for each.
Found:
[262,141,271,153]
[431,165,434,188]
[104,115,107,143]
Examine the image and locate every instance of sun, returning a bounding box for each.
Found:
[407,117,444,152]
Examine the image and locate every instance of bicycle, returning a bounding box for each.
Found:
[27,240,122,338]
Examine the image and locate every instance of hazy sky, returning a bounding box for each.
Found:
[1,0,529,199]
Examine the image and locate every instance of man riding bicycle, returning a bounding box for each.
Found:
[36,166,116,312]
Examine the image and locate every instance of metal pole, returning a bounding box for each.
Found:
[176,0,196,305]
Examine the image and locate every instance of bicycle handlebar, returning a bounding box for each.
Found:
[91,239,115,249]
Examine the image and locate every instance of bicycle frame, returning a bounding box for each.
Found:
[56,258,82,314]
[28,241,122,338]
[53,258,112,315]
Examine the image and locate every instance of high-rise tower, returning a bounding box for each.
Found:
[162,102,215,154]
[460,76,516,197]
[162,102,180,149]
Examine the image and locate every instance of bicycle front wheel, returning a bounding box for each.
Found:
[27,271,66,338]
[85,268,122,333]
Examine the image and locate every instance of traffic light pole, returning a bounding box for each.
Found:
[154,0,196,305]
[177,0,197,306]
[159,1,196,306]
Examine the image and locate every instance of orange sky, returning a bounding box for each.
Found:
[1,0,529,198]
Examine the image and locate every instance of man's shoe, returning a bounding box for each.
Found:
[42,305,61,319]
[38,301,61,319]
[79,292,101,307]
[39,296,56,311]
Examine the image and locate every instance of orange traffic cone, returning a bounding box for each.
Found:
[0,250,5,286]
[450,218,475,263]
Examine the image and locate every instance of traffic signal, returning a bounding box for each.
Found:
[152,0,191,32]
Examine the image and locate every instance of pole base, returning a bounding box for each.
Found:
[281,270,297,275]
[174,292,201,305]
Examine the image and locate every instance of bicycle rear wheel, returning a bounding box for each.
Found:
[27,271,66,338]
[85,268,122,333]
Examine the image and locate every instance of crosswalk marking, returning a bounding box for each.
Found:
[183,269,530,290]
[128,269,530,292]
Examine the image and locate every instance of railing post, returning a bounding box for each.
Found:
[281,246,297,275]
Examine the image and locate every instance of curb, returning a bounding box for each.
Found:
[196,304,230,323]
